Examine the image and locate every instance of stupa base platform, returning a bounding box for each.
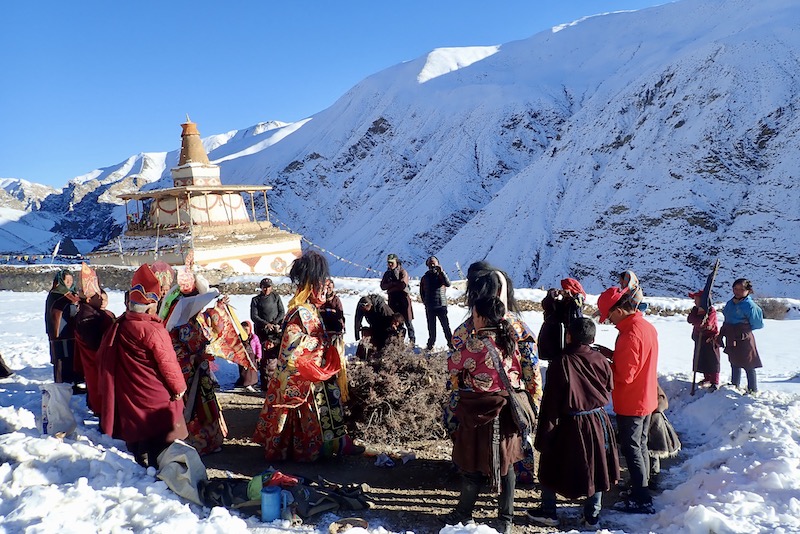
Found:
[89,223,301,274]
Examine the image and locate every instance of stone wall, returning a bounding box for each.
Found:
[0,265,256,294]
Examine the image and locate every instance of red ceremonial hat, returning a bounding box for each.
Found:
[597,286,628,323]
[560,278,586,297]
[129,264,161,305]
[688,290,703,298]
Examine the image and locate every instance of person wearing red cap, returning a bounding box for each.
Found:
[595,286,658,514]
[537,278,586,361]
[688,290,721,389]
[96,264,188,468]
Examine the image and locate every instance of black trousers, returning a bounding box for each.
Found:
[425,306,452,348]
[455,468,516,524]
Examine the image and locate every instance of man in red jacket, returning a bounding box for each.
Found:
[596,286,658,514]
[96,264,188,468]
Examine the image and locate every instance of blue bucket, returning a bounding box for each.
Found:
[261,486,282,522]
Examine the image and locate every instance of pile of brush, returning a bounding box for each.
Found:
[344,341,449,445]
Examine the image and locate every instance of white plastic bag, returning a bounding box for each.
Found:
[39,383,77,437]
[157,439,208,505]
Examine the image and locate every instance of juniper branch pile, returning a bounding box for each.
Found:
[345,342,449,445]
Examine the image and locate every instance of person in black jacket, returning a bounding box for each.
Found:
[250,278,285,344]
[45,269,80,385]
[419,256,453,351]
[251,278,285,388]
[354,293,395,353]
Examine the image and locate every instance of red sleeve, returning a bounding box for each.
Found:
[705,307,719,336]
[687,308,702,326]
[611,331,642,386]
[150,327,186,395]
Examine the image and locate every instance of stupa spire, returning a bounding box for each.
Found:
[178,115,210,166]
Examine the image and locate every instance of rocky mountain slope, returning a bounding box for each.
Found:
[1,0,798,297]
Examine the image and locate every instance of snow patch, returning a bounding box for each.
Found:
[417,46,500,84]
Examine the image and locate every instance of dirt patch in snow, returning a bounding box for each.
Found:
[204,389,646,534]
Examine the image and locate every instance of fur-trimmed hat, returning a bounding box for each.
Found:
[129,264,161,305]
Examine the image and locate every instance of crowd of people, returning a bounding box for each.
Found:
[33,254,764,531]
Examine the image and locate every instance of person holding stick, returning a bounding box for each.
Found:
[688,290,721,391]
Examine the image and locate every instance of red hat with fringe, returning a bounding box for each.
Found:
[129,264,161,305]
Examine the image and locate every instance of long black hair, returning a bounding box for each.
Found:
[288,251,330,308]
[466,261,518,313]
[289,251,329,288]
[473,296,517,357]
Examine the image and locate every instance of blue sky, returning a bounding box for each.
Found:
[0,0,667,188]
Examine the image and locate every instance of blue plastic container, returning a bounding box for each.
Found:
[261,486,281,522]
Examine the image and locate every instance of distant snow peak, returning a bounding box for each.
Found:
[417,46,500,84]
[551,11,635,33]
[252,121,289,136]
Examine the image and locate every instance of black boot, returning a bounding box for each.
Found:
[443,471,483,525]
[498,469,515,531]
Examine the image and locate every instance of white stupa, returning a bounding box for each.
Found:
[90,118,302,274]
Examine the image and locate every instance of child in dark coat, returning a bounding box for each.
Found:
[648,384,681,490]
[235,321,261,392]
[687,290,721,389]
[527,318,619,528]
[386,313,408,345]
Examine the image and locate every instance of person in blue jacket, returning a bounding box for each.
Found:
[718,278,764,394]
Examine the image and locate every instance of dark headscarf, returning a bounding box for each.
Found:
[50,269,76,295]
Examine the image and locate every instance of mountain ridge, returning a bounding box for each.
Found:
[2,0,799,297]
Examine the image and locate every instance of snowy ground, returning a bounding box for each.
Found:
[1,278,799,534]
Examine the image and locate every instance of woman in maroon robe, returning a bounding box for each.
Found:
[75,290,115,413]
[96,264,187,468]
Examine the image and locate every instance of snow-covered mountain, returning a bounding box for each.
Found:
[0,178,58,211]
[2,0,799,297]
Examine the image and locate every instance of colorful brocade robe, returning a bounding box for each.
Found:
[252,302,348,462]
